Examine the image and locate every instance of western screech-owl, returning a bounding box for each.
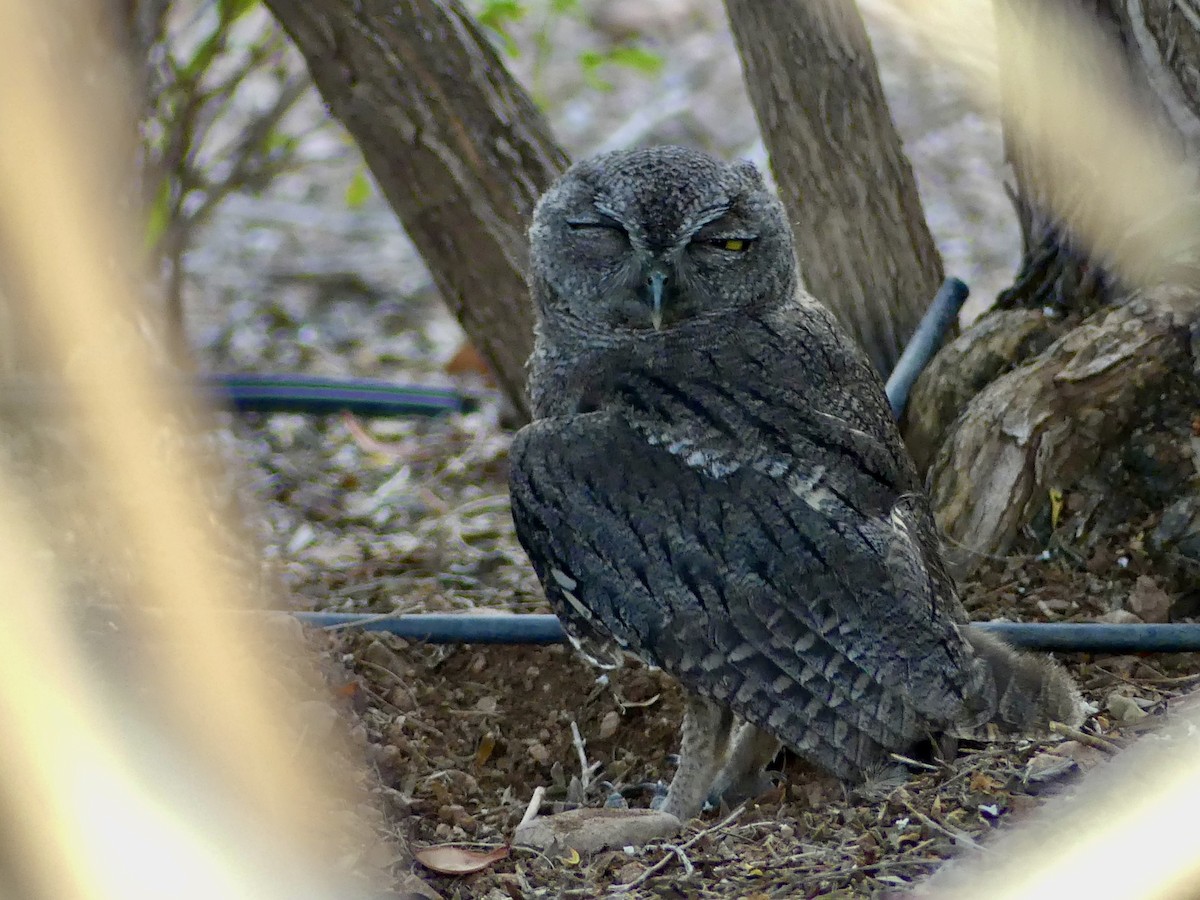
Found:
[509,146,1084,822]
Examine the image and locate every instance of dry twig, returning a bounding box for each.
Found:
[612,804,747,893]
[569,721,600,794]
[518,786,545,829]
[1049,720,1121,754]
[901,798,984,852]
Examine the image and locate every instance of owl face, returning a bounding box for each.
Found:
[529,146,796,334]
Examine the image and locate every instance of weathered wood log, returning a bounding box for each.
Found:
[907,0,1200,562]
[928,297,1194,575]
[903,309,1063,475]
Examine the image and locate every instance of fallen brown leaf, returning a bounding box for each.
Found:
[414,844,508,875]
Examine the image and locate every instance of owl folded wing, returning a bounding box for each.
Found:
[509,409,986,778]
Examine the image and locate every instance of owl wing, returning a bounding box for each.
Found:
[509,409,986,780]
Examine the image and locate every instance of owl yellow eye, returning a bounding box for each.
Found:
[703,237,753,252]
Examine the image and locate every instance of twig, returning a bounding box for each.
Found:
[901,799,984,852]
[518,786,545,828]
[1049,720,1121,754]
[889,752,941,772]
[612,803,747,893]
[672,844,694,876]
[569,721,599,792]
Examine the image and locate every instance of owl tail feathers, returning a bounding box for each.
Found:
[954,625,1089,738]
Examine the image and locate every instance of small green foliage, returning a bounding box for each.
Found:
[217,0,260,26]
[469,0,661,99]
[344,167,373,209]
[476,0,528,57]
[605,45,665,75]
[579,44,664,91]
[142,2,307,268]
[145,175,174,250]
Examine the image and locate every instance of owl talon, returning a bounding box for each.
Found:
[706,769,783,809]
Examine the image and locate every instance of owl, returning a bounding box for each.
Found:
[508,146,1083,824]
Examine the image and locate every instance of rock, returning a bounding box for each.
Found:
[1097,609,1143,624]
[513,808,681,855]
[1106,692,1148,723]
[1127,575,1172,623]
[1152,493,1200,559]
[1022,748,1080,792]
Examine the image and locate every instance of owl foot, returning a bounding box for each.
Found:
[512,807,681,855]
[706,721,783,808]
[707,768,784,809]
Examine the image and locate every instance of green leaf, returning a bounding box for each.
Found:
[145,177,173,250]
[180,27,224,82]
[218,0,260,25]
[476,0,527,57]
[344,168,373,209]
[605,45,664,74]
[549,0,578,12]
[577,44,662,91]
[577,49,612,91]
[476,0,526,31]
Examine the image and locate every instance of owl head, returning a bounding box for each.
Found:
[528,146,797,336]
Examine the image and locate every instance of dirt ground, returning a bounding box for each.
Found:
[213,382,1200,898]
[173,2,1200,895]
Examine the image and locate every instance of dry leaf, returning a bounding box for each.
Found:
[969,771,1000,793]
[1049,487,1064,529]
[444,341,496,384]
[597,710,620,740]
[414,844,509,875]
[475,732,496,768]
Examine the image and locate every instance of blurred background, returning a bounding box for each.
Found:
[5,0,1200,896]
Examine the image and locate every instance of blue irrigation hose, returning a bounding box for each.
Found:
[203,373,478,417]
[0,373,479,418]
[293,612,1200,653]
[886,277,969,419]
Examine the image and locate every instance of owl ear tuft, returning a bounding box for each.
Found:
[733,159,766,189]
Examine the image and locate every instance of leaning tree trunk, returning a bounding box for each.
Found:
[264,0,570,422]
[905,0,1200,575]
[724,0,944,376]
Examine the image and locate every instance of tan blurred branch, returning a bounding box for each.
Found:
[0,0,380,894]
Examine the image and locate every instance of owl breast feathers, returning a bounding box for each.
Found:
[509,146,1083,800]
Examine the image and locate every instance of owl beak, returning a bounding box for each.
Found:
[646,271,667,331]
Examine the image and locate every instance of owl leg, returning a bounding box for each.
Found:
[658,694,735,821]
[707,721,782,806]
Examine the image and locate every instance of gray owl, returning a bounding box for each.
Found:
[508,146,1084,823]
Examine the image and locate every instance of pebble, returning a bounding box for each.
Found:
[1106,692,1149,723]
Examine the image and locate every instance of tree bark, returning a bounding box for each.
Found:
[909,0,1200,573]
[263,0,570,421]
[723,0,943,376]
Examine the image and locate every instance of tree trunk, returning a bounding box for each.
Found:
[907,0,1200,573]
[264,0,570,422]
[723,0,944,376]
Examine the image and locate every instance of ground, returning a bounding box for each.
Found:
[177,2,1200,895]
[213,388,1198,898]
